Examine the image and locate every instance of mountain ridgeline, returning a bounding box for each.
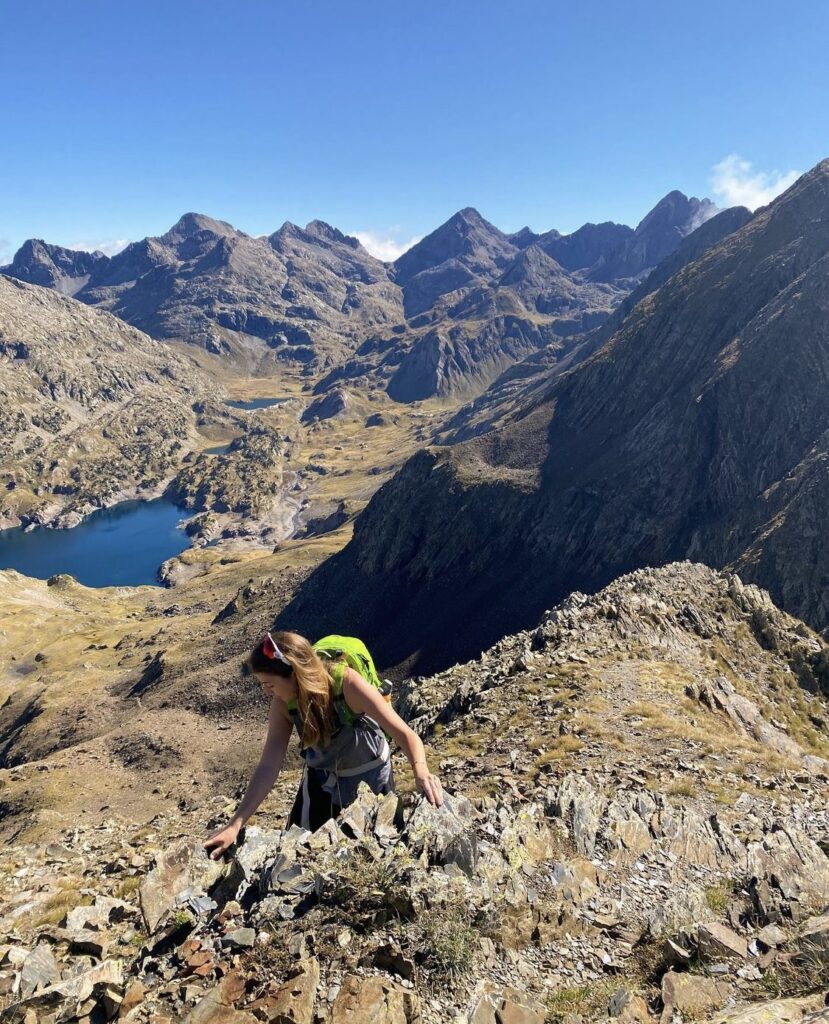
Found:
[278,160,829,673]
[3,192,720,402]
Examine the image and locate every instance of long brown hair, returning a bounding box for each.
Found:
[249,630,337,749]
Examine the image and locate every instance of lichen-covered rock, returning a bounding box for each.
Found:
[139,839,224,932]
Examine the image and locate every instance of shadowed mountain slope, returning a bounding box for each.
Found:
[278,160,829,673]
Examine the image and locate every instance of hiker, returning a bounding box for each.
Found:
[204,630,443,858]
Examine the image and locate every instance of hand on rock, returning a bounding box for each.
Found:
[415,766,444,807]
[203,821,241,860]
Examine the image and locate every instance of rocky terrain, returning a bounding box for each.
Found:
[0,277,225,530]
[1,563,828,1023]
[279,159,829,673]
[3,192,720,403]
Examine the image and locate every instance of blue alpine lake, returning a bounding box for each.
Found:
[0,498,192,588]
[224,397,286,410]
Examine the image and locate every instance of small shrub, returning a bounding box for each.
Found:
[418,898,477,982]
[704,880,733,914]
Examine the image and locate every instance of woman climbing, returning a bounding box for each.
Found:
[204,630,443,859]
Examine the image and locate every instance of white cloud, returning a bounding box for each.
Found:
[0,239,12,264]
[69,237,130,256]
[711,155,800,211]
[353,230,422,262]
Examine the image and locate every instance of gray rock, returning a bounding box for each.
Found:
[139,839,224,932]
[19,943,60,998]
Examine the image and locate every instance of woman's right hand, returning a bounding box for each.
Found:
[204,820,241,860]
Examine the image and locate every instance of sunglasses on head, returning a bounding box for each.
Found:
[261,632,293,676]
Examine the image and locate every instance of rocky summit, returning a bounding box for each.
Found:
[280,159,829,672]
[1,564,828,1023]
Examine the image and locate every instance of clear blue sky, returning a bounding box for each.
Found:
[1,0,827,261]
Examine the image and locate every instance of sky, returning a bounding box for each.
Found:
[1,0,827,263]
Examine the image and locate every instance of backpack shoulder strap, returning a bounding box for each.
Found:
[328,662,355,726]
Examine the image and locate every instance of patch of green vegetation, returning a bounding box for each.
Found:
[546,980,618,1023]
[417,897,477,983]
[704,880,733,914]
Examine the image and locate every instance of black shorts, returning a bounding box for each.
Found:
[288,765,396,832]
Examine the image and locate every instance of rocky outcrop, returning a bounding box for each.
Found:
[282,159,829,666]
[2,239,109,297]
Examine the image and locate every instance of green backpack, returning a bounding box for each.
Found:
[313,634,391,726]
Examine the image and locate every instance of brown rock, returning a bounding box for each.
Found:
[498,998,546,1024]
[794,910,829,963]
[708,995,826,1023]
[266,957,319,1024]
[609,989,650,1023]
[661,971,732,1021]
[119,980,145,1018]
[330,975,418,1024]
[183,971,253,1024]
[697,921,749,962]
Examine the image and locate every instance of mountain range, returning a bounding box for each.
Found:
[278,159,829,673]
[2,191,720,401]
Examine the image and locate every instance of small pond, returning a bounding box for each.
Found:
[0,498,192,588]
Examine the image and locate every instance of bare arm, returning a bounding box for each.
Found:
[342,668,443,806]
[204,698,293,857]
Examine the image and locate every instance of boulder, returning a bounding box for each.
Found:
[330,974,418,1024]
[406,791,478,875]
[793,910,829,962]
[697,921,749,963]
[708,995,827,1024]
[262,957,319,1024]
[18,943,60,998]
[139,839,224,932]
[660,970,733,1021]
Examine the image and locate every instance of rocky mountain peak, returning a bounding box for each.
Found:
[303,219,362,249]
[393,207,514,282]
[2,239,110,296]
[281,160,829,670]
[160,212,240,244]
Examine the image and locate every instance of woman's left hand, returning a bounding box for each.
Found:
[414,764,444,807]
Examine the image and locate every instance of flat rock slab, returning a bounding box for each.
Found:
[661,970,732,1021]
[259,957,319,1024]
[330,974,418,1024]
[697,921,749,962]
[140,839,224,932]
[709,995,827,1024]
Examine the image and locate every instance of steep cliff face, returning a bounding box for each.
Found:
[279,160,829,671]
